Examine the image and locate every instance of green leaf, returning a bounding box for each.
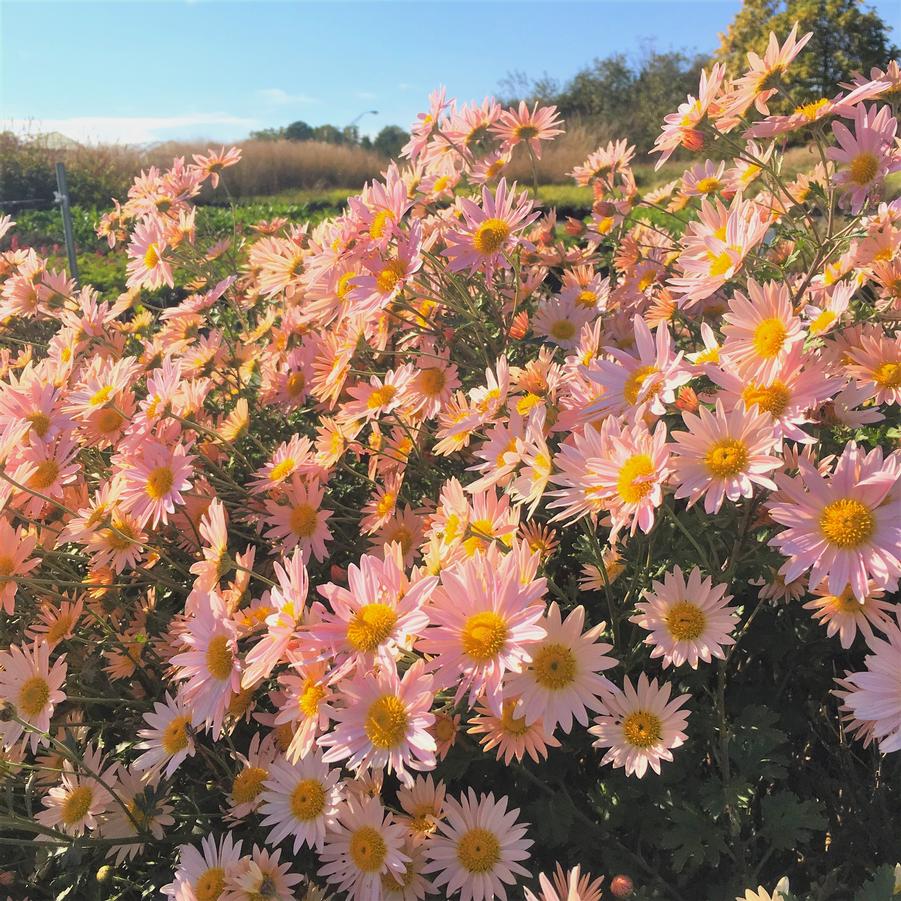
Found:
[853,864,896,901]
[759,791,827,851]
[659,806,729,873]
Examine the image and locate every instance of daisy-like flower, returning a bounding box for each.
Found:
[318,794,410,901]
[846,329,901,406]
[491,101,564,158]
[0,640,66,752]
[36,744,114,837]
[589,673,691,777]
[133,692,196,778]
[382,837,435,901]
[505,602,616,734]
[442,178,539,276]
[191,146,242,189]
[103,765,175,864]
[247,434,316,495]
[737,877,791,901]
[768,443,901,600]
[531,295,596,350]
[720,280,804,382]
[126,216,174,289]
[669,399,782,514]
[630,566,737,668]
[273,658,336,762]
[424,788,532,901]
[466,698,560,764]
[320,660,436,786]
[170,590,242,737]
[258,749,343,852]
[226,732,279,821]
[0,517,38,614]
[162,832,244,901]
[263,475,334,561]
[27,595,84,649]
[802,581,894,649]
[418,550,547,714]
[118,439,194,529]
[221,845,302,901]
[525,865,605,901]
[397,774,447,841]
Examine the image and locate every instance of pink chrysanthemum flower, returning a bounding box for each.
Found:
[802,581,894,649]
[466,698,560,764]
[27,595,84,649]
[442,179,539,277]
[170,590,242,737]
[318,795,411,901]
[0,517,38,614]
[397,774,447,841]
[273,658,336,763]
[505,602,616,734]
[258,749,343,852]
[630,565,738,668]
[525,864,605,901]
[846,328,901,406]
[418,551,547,715]
[226,732,279,822]
[133,691,196,778]
[263,475,333,561]
[126,216,174,290]
[720,280,804,382]
[589,673,691,778]
[104,764,175,864]
[36,743,114,837]
[221,845,303,901]
[162,832,244,901]
[424,789,532,901]
[669,399,782,514]
[320,660,436,786]
[767,443,901,600]
[491,101,564,158]
[118,439,194,529]
[0,640,66,753]
[247,433,316,495]
[191,146,242,189]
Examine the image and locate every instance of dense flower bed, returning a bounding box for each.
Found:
[0,26,899,901]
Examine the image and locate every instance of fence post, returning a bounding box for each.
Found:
[55,162,79,283]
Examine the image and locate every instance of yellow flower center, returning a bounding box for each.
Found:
[367,384,398,410]
[144,243,161,270]
[104,518,138,551]
[433,715,456,743]
[26,411,51,437]
[370,209,393,240]
[298,678,325,719]
[752,318,788,359]
[819,498,875,548]
[622,710,663,749]
[290,778,326,821]
[90,385,114,407]
[809,310,836,335]
[145,465,175,501]
[873,361,901,388]
[694,176,722,194]
[46,613,74,644]
[623,365,660,406]
[472,218,511,255]
[849,152,879,186]
[350,826,388,872]
[60,785,94,825]
[231,766,268,805]
[194,867,226,901]
[704,438,748,478]
[531,642,577,690]
[616,453,655,504]
[18,675,50,718]
[456,828,500,874]
[665,601,707,641]
[347,603,398,652]
[285,372,306,398]
[515,124,539,141]
[0,555,14,576]
[377,259,407,295]
[269,458,295,482]
[337,271,357,299]
[461,611,509,662]
[499,700,529,736]
[742,381,790,417]
[205,634,234,681]
[549,319,576,341]
[161,715,190,755]
[576,289,597,307]
[365,694,409,749]
[828,586,865,614]
[708,250,734,278]
[289,503,318,538]
[95,407,124,434]
[29,460,59,490]
[418,366,447,396]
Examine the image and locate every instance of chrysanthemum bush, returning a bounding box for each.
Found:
[0,28,899,901]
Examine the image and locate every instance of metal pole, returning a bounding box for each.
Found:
[55,162,79,283]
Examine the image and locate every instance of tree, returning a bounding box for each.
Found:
[249,127,285,141]
[312,124,345,144]
[373,125,409,158]
[284,120,314,142]
[715,0,899,103]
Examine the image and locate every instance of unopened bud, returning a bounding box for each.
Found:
[96,865,113,883]
[610,874,634,897]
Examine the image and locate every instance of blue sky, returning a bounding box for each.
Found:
[2,0,899,145]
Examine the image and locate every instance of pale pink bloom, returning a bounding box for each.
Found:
[221,845,303,901]
[532,294,597,350]
[506,602,615,734]
[191,146,242,188]
[118,439,194,529]
[442,178,539,276]
[803,581,894,649]
[263,475,333,561]
[631,566,738,668]
[11,434,80,518]
[767,443,901,600]
[803,281,854,337]
[320,660,436,786]
[126,216,174,289]
[103,764,175,864]
[846,328,901,406]
[36,744,114,837]
[403,86,452,161]
[841,614,901,752]
[418,551,547,714]
[247,434,316,495]
[424,789,532,901]
[546,421,616,524]
[341,365,416,422]
[318,795,410,900]
[258,749,343,852]
[0,640,66,753]
[226,732,279,821]
[383,837,436,900]
[571,138,635,185]
[467,698,560,764]
[133,691,196,779]
[27,595,84,649]
[720,280,804,382]
[492,101,564,158]
[682,159,730,197]
[669,399,782,514]
[397,774,447,840]
[272,658,336,763]
[589,673,691,777]
[0,517,38,614]
[170,590,242,737]
[162,832,244,901]
[524,865,605,901]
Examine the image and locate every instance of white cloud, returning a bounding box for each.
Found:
[256,88,319,106]
[5,114,257,145]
